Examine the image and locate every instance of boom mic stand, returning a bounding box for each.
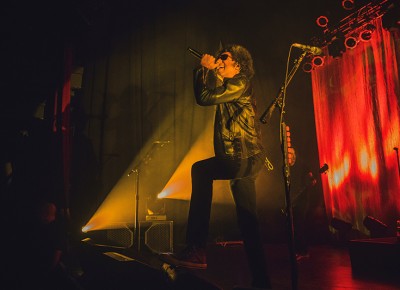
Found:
[260,51,308,125]
[260,50,307,290]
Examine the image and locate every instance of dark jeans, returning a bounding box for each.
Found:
[186,153,270,287]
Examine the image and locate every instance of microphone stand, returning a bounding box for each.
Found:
[261,51,307,290]
[260,51,308,124]
[127,140,171,251]
[127,168,140,250]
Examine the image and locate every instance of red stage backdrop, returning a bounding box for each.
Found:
[311,19,400,234]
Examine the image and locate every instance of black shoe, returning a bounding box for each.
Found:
[159,245,207,269]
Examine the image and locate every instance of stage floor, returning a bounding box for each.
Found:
[74,239,400,290]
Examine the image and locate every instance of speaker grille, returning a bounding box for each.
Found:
[106,227,134,248]
[139,221,173,254]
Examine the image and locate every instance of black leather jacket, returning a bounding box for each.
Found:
[193,67,264,159]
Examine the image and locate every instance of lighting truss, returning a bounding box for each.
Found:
[313,0,394,48]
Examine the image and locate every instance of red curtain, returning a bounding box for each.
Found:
[311,19,400,233]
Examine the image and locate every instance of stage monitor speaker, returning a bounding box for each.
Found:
[106,226,134,248]
[139,221,173,254]
[78,241,169,290]
[349,237,400,278]
[363,215,389,238]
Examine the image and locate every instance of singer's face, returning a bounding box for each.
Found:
[216,52,240,79]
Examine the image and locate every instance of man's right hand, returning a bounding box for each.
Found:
[201,54,220,70]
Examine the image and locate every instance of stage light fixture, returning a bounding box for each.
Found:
[146,195,166,217]
[344,34,358,49]
[316,16,329,28]
[360,30,372,42]
[302,62,313,73]
[331,217,353,232]
[312,56,324,67]
[342,0,355,10]
[363,215,389,238]
[359,24,376,42]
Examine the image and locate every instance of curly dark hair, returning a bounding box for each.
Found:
[217,44,255,79]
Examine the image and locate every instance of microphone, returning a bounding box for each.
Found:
[292,43,322,55]
[187,47,203,59]
[260,100,277,124]
[260,87,284,124]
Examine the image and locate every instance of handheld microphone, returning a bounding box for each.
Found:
[187,47,203,59]
[260,101,277,124]
[292,43,322,55]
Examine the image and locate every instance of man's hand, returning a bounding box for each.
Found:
[201,54,220,70]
